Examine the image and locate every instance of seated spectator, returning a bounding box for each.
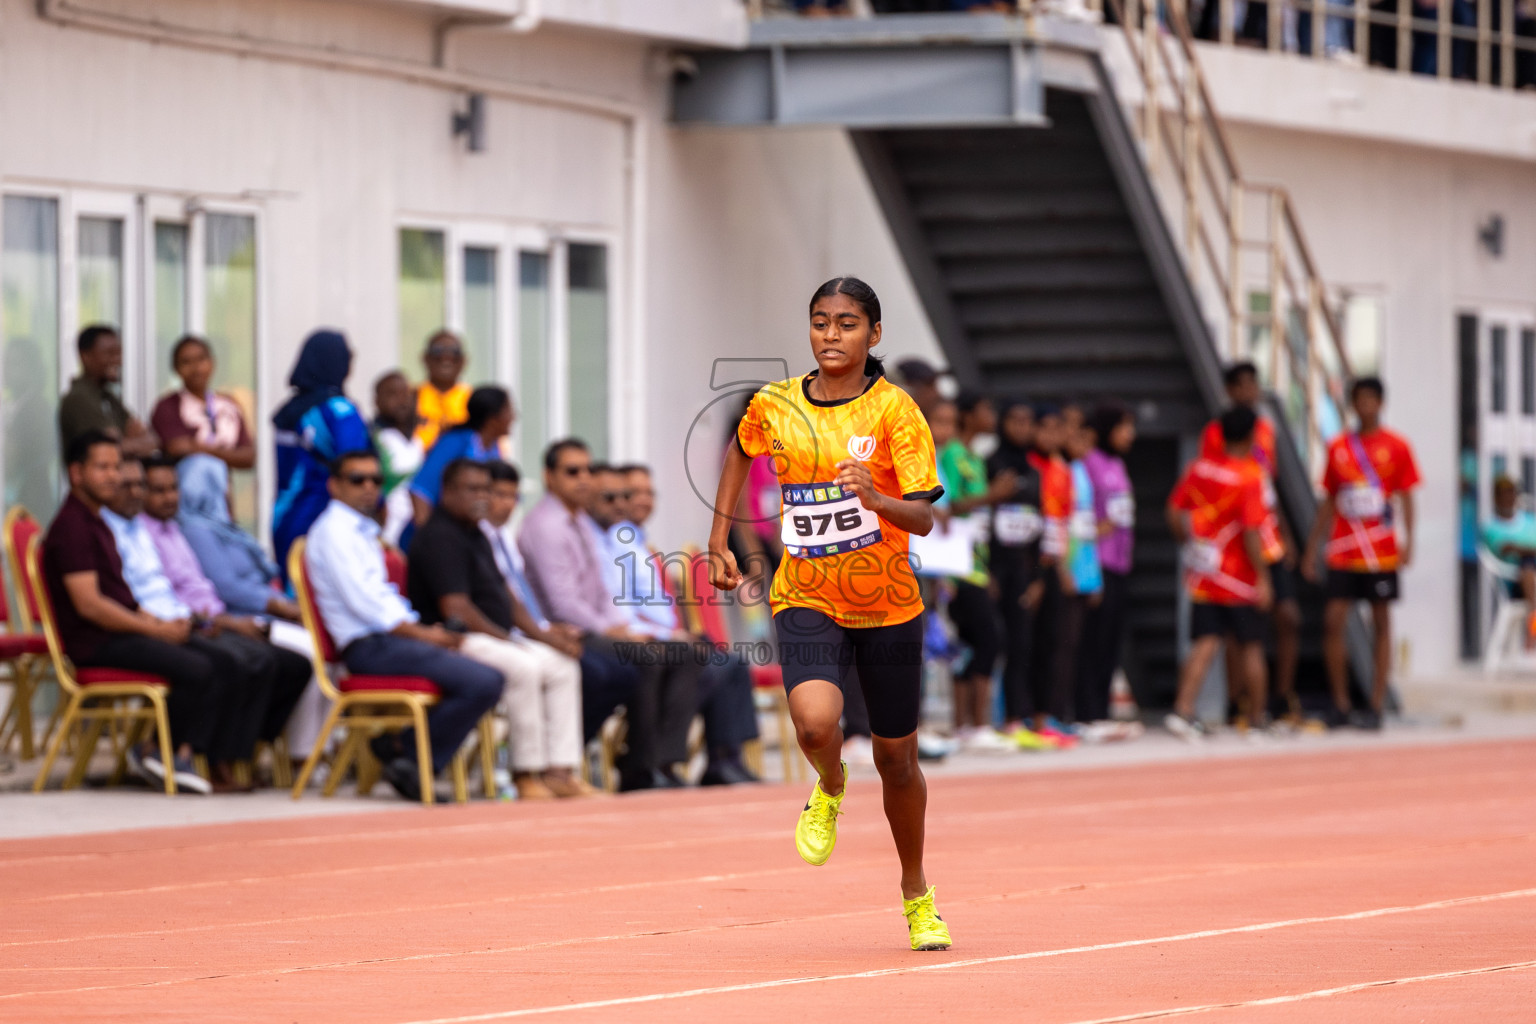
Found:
[272,329,372,578]
[141,455,309,773]
[177,454,330,764]
[43,432,219,793]
[150,335,256,472]
[1482,476,1536,636]
[58,325,157,458]
[480,461,646,772]
[373,370,423,548]
[592,464,761,786]
[104,455,285,792]
[410,385,514,526]
[415,330,472,451]
[305,450,501,800]
[519,439,699,792]
[408,459,595,800]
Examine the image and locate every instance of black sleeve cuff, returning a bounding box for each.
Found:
[734,431,749,457]
[902,486,945,504]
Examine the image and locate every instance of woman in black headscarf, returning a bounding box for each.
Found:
[271,329,372,575]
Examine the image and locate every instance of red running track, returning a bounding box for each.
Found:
[4,739,1536,1023]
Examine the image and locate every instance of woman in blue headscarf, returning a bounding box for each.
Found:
[178,454,297,620]
[271,329,372,577]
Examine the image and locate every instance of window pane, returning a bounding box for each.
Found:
[1492,453,1508,480]
[1522,456,1534,497]
[567,243,608,459]
[77,216,123,329]
[517,251,549,479]
[1523,328,1535,417]
[1491,325,1508,415]
[153,222,189,394]
[399,229,446,367]
[462,247,498,385]
[205,213,258,531]
[2,196,61,520]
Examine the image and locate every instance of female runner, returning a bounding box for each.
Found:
[708,277,951,951]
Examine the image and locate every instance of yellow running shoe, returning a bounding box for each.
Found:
[794,761,847,866]
[902,886,952,951]
[1011,726,1058,751]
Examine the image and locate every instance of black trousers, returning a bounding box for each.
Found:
[697,654,761,752]
[263,644,313,744]
[80,632,268,762]
[1030,575,1086,724]
[584,635,700,773]
[1077,570,1130,723]
[992,544,1040,722]
[947,579,1001,681]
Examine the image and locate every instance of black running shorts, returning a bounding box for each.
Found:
[1189,601,1266,645]
[773,607,924,739]
[1326,570,1399,603]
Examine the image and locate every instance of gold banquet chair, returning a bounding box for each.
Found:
[287,539,493,805]
[25,535,178,795]
[0,508,52,759]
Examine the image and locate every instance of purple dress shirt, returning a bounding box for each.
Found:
[1083,448,1134,575]
[143,514,227,618]
[516,494,629,635]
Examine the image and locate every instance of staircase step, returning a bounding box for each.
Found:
[944,255,1155,293]
[913,188,1124,222]
[894,150,1115,188]
[928,220,1143,259]
[972,330,1181,365]
[980,362,1201,399]
[957,290,1169,331]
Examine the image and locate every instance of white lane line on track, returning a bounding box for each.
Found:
[390,886,1536,1024]
[1058,959,1536,1023]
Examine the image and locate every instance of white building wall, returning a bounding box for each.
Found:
[0,0,939,549]
[1194,48,1536,680]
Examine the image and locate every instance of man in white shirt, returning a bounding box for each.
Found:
[589,463,760,786]
[305,450,502,800]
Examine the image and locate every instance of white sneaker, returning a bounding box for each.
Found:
[133,747,167,786]
[171,755,212,795]
[843,735,875,767]
[962,728,1016,753]
[1163,712,1205,743]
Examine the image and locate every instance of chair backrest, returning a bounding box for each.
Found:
[1477,542,1522,584]
[287,538,344,701]
[23,534,82,699]
[683,546,731,647]
[4,507,42,632]
[383,544,408,595]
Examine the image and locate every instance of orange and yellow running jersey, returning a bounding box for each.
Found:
[737,372,943,628]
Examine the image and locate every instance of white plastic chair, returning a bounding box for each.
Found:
[1477,543,1532,677]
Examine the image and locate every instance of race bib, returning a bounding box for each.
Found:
[994,503,1043,546]
[1184,539,1222,576]
[1336,483,1385,521]
[1070,509,1098,540]
[1261,478,1278,511]
[1107,492,1136,529]
[780,482,882,558]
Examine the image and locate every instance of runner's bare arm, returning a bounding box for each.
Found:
[708,441,751,590]
[1165,501,1189,544]
[1301,495,1335,583]
[834,458,934,536]
[1398,489,1416,567]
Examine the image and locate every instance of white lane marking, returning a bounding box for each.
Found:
[1060,959,1536,1023]
[389,886,1536,1024]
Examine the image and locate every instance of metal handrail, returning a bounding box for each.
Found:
[1098,0,1353,479]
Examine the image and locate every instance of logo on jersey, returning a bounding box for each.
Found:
[847,435,877,461]
[772,439,785,452]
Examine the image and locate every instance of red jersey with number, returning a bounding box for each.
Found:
[1030,451,1072,558]
[1169,453,1268,605]
[1320,428,1420,572]
[1200,415,1284,565]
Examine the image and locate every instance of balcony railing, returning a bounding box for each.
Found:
[752,0,1536,91]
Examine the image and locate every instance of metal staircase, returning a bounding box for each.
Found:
[674,6,1372,708]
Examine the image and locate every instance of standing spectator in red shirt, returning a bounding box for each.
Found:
[1302,377,1421,730]
[1199,362,1301,725]
[1165,406,1273,742]
[150,335,257,473]
[1027,405,1077,743]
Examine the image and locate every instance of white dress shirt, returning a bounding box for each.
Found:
[103,509,191,621]
[305,499,417,651]
[596,520,680,640]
